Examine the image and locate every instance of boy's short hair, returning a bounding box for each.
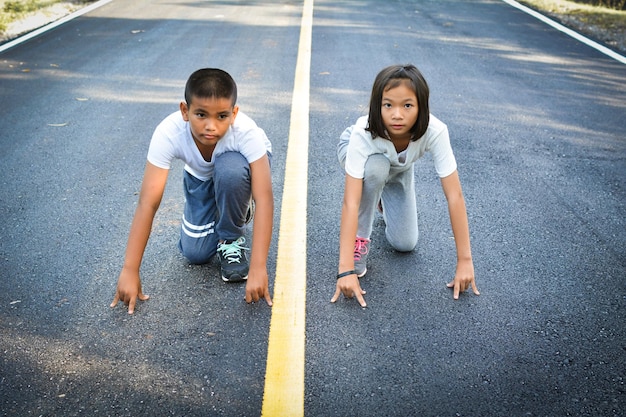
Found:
[184,68,238,107]
[367,64,430,141]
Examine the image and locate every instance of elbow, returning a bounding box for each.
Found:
[137,196,161,215]
[446,193,466,214]
[445,189,464,205]
[342,198,359,213]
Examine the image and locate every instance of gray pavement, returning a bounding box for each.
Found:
[1,1,624,416]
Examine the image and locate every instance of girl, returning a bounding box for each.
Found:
[331,64,479,307]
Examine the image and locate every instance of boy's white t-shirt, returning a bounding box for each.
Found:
[343,114,457,179]
[147,110,272,181]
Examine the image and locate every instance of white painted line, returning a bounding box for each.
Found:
[0,0,114,54]
[502,0,626,65]
[261,0,313,415]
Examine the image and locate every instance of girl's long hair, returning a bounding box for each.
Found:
[366,64,430,141]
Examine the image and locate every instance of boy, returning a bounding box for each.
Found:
[111,68,274,314]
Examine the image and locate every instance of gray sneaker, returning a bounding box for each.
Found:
[217,237,249,282]
[354,237,370,278]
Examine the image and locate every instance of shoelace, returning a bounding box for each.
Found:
[218,238,249,264]
[353,237,370,261]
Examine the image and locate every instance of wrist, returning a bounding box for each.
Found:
[122,263,140,273]
[249,258,267,267]
[336,270,356,280]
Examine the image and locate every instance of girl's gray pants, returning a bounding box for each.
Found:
[337,142,418,252]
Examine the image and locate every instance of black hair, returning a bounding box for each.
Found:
[366,64,430,141]
[184,68,237,107]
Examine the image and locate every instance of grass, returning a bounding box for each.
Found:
[0,0,94,33]
[517,0,626,51]
[1,1,60,32]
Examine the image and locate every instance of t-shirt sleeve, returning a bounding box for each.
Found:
[343,117,372,179]
[428,124,457,178]
[239,126,271,164]
[147,128,176,169]
[344,128,371,179]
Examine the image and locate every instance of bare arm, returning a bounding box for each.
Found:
[110,162,169,313]
[440,170,480,299]
[331,174,367,307]
[246,153,274,305]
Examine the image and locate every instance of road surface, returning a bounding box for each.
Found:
[1,1,624,416]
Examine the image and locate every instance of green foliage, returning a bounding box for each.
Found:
[1,0,53,34]
[3,1,41,15]
[569,0,626,10]
[0,1,96,35]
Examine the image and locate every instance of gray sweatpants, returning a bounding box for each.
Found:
[337,142,418,252]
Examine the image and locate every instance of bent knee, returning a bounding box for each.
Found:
[387,234,418,253]
[363,154,390,182]
[214,151,248,173]
[179,240,214,265]
[182,249,212,265]
[393,242,417,253]
[186,253,212,265]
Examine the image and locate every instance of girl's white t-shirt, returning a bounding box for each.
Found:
[343,114,457,179]
[147,111,272,181]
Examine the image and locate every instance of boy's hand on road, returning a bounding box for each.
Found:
[446,259,480,300]
[110,268,149,314]
[331,274,367,307]
[245,269,272,306]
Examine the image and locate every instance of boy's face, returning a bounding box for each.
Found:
[381,80,418,142]
[180,95,238,149]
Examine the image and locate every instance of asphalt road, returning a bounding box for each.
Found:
[1,1,625,416]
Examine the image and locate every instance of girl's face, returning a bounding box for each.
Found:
[381,80,418,142]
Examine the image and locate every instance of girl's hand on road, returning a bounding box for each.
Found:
[446,259,479,299]
[331,274,367,307]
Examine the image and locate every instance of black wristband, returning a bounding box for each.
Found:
[336,270,356,280]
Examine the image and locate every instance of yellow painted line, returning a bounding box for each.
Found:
[261,0,313,415]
